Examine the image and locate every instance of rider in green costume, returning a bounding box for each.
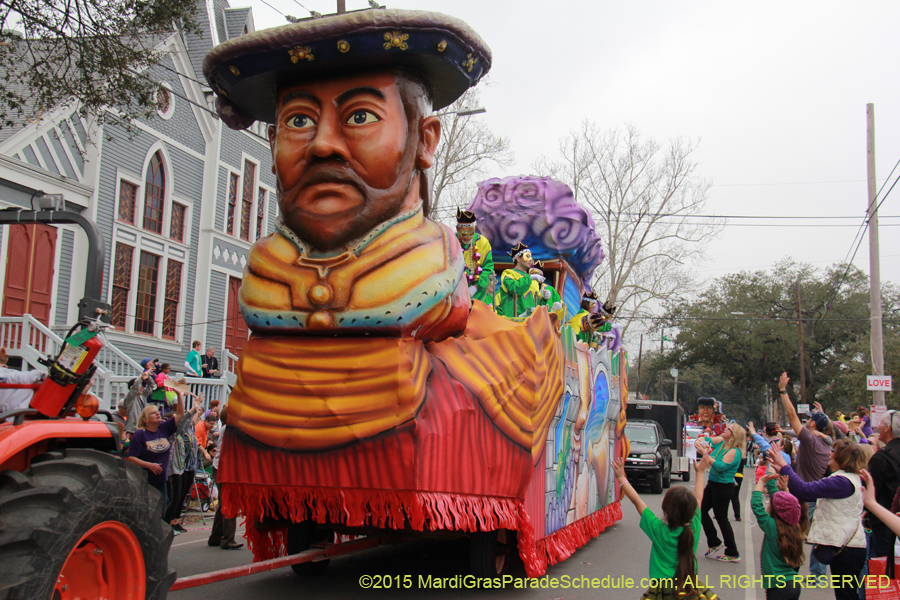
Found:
[566,291,600,344]
[456,209,494,305]
[495,242,542,318]
[533,260,564,317]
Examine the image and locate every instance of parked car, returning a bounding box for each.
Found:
[624,419,673,493]
[626,399,690,481]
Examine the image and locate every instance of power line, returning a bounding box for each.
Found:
[430,206,900,220]
[826,162,900,308]
[256,0,288,17]
[711,179,864,187]
[120,312,246,328]
[872,168,900,216]
[287,0,316,14]
[622,315,900,323]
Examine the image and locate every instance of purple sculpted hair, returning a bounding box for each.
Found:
[468,176,605,290]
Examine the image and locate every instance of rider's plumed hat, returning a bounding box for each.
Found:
[508,242,529,259]
[203,8,492,130]
[456,208,477,225]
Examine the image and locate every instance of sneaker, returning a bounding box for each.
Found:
[171,526,182,536]
[174,523,187,532]
[704,545,723,559]
[715,555,741,563]
[735,517,742,522]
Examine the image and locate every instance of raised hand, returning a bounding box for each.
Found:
[779,372,790,391]
[767,447,786,472]
[613,457,626,482]
[777,475,789,492]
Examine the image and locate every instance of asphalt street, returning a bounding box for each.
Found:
[168,470,839,600]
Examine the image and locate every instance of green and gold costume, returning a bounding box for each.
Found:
[462,233,494,304]
[495,269,540,318]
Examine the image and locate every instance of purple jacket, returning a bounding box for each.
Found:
[781,465,855,503]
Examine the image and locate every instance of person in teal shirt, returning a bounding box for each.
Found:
[752,474,808,599]
[185,340,202,377]
[615,453,719,600]
[695,423,746,563]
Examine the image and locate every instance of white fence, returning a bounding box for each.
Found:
[0,315,233,411]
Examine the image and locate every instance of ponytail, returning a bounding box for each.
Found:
[674,524,697,596]
[661,486,699,596]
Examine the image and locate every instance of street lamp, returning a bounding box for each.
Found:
[434,106,486,117]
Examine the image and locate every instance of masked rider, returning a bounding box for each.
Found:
[495,242,541,318]
[532,260,563,317]
[456,208,493,305]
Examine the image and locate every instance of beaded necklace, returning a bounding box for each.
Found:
[462,234,483,286]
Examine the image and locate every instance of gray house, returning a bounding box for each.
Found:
[0,0,275,406]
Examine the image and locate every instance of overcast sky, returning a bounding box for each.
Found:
[248,0,900,291]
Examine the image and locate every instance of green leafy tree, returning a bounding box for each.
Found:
[0,0,199,128]
[630,353,753,421]
[666,260,900,419]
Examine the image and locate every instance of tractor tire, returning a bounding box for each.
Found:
[469,529,519,578]
[287,521,332,576]
[650,469,664,494]
[682,466,691,482]
[0,449,175,600]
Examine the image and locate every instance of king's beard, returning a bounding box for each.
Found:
[277,160,421,253]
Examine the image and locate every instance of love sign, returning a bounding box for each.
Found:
[866,375,893,391]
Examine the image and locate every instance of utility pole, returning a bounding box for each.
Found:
[867,103,886,406]
[796,281,806,403]
[636,333,643,398]
[337,0,346,13]
[671,368,679,405]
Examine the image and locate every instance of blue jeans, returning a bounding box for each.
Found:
[807,504,828,581]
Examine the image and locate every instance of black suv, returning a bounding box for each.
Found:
[624,419,672,494]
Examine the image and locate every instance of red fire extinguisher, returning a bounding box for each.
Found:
[30,323,103,418]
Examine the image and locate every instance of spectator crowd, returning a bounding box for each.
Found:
[622,371,900,600]
[119,342,241,549]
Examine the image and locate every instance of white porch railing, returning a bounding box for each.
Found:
[1,315,232,412]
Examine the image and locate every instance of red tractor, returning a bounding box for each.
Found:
[0,210,173,599]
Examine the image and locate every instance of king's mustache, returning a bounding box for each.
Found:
[293,162,367,197]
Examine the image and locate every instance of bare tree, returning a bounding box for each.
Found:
[0,0,198,128]
[428,87,513,223]
[533,123,722,333]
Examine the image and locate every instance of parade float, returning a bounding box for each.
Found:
[688,397,728,437]
[200,7,630,578]
[0,8,633,598]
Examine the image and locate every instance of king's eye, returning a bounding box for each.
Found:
[288,115,315,129]
[347,110,379,125]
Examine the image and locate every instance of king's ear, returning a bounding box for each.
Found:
[416,115,441,169]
